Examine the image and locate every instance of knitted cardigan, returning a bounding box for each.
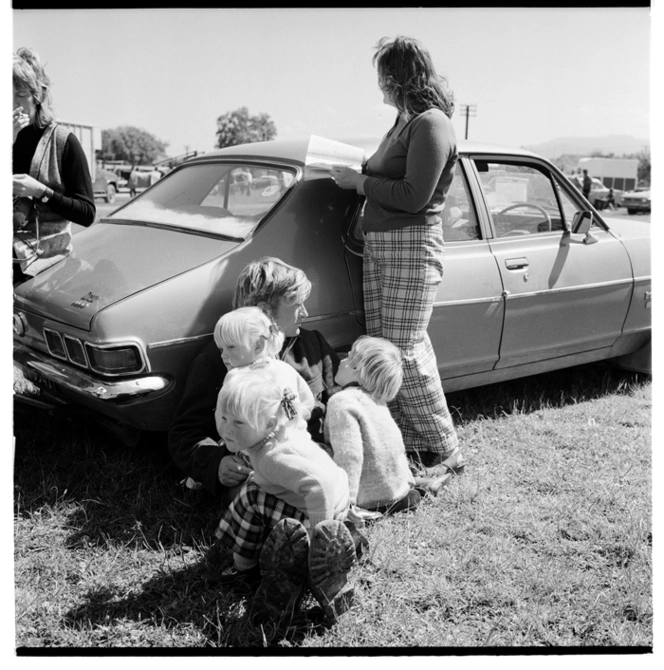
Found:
[325,387,414,509]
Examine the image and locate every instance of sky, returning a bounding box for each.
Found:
[10,6,652,158]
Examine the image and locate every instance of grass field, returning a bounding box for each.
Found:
[13,361,652,651]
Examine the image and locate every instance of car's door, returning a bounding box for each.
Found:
[469,155,633,368]
[344,160,505,381]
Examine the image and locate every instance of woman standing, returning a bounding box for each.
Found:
[13,47,95,284]
[332,36,464,482]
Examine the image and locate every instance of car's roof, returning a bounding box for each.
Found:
[189,138,542,166]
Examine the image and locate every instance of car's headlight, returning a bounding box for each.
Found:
[86,344,145,374]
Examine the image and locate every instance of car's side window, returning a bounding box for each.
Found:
[474,160,566,237]
[441,163,481,241]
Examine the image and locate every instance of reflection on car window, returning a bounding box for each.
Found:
[474,161,567,237]
[442,163,480,241]
[108,163,296,239]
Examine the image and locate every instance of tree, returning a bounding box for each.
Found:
[101,126,169,164]
[635,147,650,186]
[215,107,277,149]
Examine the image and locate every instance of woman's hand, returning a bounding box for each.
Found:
[12,174,46,198]
[13,106,31,143]
[13,174,46,199]
[217,454,253,488]
[331,165,365,191]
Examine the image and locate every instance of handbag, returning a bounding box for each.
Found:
[13,195,43,269]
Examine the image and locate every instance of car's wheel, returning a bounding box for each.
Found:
[627,208,637,215]
[105,184,117,204]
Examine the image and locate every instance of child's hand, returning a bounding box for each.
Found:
[218,454,252,487]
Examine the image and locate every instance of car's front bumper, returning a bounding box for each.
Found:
[14,344,171,402]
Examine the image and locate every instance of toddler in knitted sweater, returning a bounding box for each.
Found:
[325,336,420,518]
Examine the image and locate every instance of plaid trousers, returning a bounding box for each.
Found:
[215,480,310,562]
[363,223,458,455]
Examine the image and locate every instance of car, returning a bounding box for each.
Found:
[92,167,121,204]
[568,175,611,209]
[13,139,652,442]
[621,188,651,214]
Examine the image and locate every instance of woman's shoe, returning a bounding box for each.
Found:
[251,518,310,621]
[415,446,466,474]
[413,471,452,497]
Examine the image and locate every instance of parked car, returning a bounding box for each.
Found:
[622,188,651,215]
[92,168,121,204]
[568,175,611,209]
[13,139,651,441]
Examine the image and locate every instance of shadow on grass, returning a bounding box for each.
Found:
[445,361,649,425]
[13,401,221,550]
[60,554,331,647]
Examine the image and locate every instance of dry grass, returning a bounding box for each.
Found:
[14,362,652,651]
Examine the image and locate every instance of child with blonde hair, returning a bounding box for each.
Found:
[214,306,315,424]
[214,367,355,623]
[326,336,426,518]
[183,306,315,491]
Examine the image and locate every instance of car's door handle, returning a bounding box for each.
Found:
[505,257,529,270]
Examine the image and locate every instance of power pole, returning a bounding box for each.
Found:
[460,104,477,140]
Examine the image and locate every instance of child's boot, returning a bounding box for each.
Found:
[251,518,310,621]
[308,519,356,623]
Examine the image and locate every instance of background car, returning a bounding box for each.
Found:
[622,187,651,214]
[13,139,651,442]
[92,167,121,204]
[568,175,611,209]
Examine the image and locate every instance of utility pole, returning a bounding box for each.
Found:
[460,104,477,140]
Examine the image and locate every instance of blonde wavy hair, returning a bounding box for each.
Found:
[13,47,56,129]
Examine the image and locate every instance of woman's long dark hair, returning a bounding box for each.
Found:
[373,36,454,120]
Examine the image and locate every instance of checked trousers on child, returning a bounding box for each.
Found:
[363,223,458,456]
[216,480,311,562]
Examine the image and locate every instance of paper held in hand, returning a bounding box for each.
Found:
[305,135,365,173]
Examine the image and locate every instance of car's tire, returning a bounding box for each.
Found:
[627,208,637,215]
[105,184,117,204]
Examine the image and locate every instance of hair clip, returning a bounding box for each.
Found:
[281,388,297,420]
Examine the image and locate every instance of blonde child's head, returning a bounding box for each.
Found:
[215,367,304,450]
[213,306,284,369]
[347,336,403,403]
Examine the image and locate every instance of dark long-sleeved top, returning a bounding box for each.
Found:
[167,329,340,496]
[13,124,96,226]
[361,108,458,232]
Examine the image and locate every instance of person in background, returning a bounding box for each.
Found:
[330,36,464,491]
[582,169,592,200]
[168,257,340,505]
[13,47,95,284]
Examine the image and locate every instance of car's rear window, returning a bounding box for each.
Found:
[107,162,296,239]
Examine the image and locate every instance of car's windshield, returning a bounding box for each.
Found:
[107,162,296,239]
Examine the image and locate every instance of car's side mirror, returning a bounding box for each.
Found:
[570,211,597,244]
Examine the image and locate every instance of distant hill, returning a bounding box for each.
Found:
[523,135,649,160]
